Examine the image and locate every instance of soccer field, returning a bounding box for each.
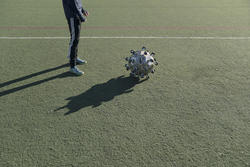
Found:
[1,0,250,166]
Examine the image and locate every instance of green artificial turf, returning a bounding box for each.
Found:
[1,0,250,166]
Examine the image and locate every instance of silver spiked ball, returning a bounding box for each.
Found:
[125,47,158,79]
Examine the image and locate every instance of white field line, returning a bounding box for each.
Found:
[1,36,250,40]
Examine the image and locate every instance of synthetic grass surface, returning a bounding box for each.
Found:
[1,0,250,166]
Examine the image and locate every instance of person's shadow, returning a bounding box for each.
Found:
[0,64,74,97]
[55,75,148,115]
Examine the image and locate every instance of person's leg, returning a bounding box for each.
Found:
[75,21,87,65]
[67,18,86,65]
[67,17,83,75]
[67,17,81,67]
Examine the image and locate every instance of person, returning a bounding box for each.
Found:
[62,0,89,76]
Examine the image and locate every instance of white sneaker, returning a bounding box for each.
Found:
[69,67,84,76]
[67,56,87,65]
[76,58,87,65]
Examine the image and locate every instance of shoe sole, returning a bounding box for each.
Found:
[69,71,84,76]
[76,60,87,65]
[67,56,87,65]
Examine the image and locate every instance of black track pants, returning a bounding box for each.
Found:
[67,17,81,68]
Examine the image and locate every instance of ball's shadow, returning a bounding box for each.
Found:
[56,75,147,115]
